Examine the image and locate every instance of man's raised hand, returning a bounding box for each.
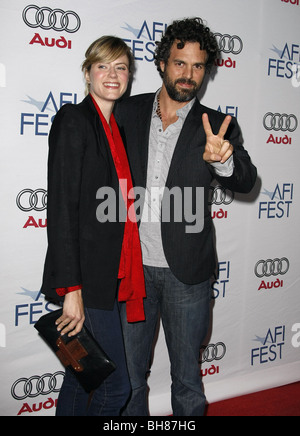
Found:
[202,113,233,164]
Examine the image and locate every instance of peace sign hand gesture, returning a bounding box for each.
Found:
[202,113,234,164]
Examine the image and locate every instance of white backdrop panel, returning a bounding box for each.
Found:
[0,0,299,416]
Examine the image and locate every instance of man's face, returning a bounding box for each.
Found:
[160,41,208,102]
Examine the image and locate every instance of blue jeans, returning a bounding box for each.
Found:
[120,266,211,416]
[56,301,131,416]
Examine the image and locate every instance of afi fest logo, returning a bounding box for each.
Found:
[258,183,294,219]
[14,288,55,327]
[251,325,285,366]
[121,20,167,62]
[268,41,300,84]
[20,91,78,136]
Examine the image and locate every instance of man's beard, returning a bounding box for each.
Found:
[163,71,202,102]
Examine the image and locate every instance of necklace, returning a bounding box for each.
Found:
[156,93,162,121]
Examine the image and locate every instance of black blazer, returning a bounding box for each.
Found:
[115,93,257,285]
[41,95,125,310]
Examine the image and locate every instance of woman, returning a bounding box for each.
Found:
[41,36,145,416]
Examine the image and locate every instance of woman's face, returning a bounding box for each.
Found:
[85,54,130,106]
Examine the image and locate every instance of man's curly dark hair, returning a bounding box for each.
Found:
[154,17,219,78]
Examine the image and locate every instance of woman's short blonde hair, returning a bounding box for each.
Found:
[82,35,134,95]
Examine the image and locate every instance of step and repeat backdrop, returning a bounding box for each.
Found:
[0,0,299,416]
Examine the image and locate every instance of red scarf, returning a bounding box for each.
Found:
[90,94,145,322]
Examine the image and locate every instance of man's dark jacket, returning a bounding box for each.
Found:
[115,93,257,285]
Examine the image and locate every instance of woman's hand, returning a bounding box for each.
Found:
[56,289,85,337]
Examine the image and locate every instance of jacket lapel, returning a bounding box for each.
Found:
[129,94,154,189]
[82,95,122,197]
[84,95,116,167]
[166,99,206,186]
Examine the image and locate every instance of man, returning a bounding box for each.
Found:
[115,17,257,416]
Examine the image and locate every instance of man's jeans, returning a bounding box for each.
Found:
[120,266,211,416]
[56,301,131,416]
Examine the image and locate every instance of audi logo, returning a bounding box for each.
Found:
[214,33,243,55]
[11,372,64,400]
[263,113,298,132]
[16,189,47,212]
[209,186,234,206]
[22,5,81,33]
[200,342,227,363]
[254,258,290,278]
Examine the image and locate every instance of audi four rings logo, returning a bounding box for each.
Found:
[200,342,227,363]
[263,113,298,132]
[16,189,47,212]
[22,5,81,33]
[11,372,64,400]
[214,33,243,55]
[254,258,290,278]
[209,186,234,205]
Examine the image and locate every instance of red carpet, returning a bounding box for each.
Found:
[205,382,300,416]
